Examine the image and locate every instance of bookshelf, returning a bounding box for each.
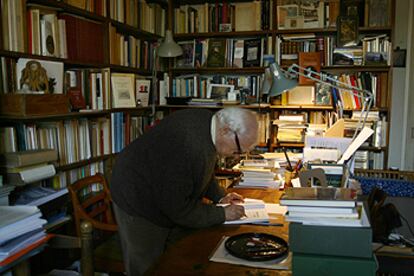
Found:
[163,0,394,170]
[0,0,168,232]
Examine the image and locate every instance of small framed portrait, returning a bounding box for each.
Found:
[337,16,359,47]
[207,84,235,100]
[393,47,407,67]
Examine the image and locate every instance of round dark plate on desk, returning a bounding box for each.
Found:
[225,233,288,262]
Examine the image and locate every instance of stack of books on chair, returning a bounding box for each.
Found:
[280,187,376,276]
[0,206,47,263]
[234,159,282,189]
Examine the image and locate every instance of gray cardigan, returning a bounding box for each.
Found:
[110,109,226,228]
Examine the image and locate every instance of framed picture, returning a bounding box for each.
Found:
[337,16,359,47]
[207,84,235,100]
[16,58,64,94]
[175,41,195,68]
[135,79,151,107]
[315,83,332,106]
[393,48,407,67]
[277,4,299,29]
[111,73,136,108]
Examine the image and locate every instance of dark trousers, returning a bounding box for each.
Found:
[113,202,194,275]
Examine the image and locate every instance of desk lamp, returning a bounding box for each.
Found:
[266,62,374,138]
[150,30,183,123]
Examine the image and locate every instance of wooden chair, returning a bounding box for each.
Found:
[68,173,125,274]
[49,221,94,276]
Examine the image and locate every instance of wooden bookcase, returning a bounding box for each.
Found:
[163,0,394,170]
[0,0,168,218]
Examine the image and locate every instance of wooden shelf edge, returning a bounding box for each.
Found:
[171,67,265,74]
[270,105,333,110]
[56,154,115,172]
[175,30,272,39]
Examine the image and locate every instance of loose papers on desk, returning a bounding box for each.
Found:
[0,206,46,262]
[219,199,270,224]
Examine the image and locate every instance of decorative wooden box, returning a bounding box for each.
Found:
[0,94,70,116]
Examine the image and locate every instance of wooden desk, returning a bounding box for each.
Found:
[149,188,291,276]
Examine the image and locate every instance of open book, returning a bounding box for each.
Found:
[218,198,270,225]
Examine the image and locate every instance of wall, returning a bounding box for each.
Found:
[404,1,414,170]
[388,0,414,170]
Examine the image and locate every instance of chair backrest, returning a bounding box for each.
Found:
[68,173,117,237]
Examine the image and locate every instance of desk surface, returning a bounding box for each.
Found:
[149,188,291,276]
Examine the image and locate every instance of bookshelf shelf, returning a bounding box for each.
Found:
[28,0,107,22]
[175,30,272,39]
[110,20,162,40]
[55,154,115,172]
[275,26,392,35]
[171,67,265,74]
[270,105,333,110]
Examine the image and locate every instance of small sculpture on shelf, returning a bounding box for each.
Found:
[19,60,52,93]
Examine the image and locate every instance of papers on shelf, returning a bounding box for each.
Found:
[14,187,68,206]
[209,236,291,270]
[0,206,47,261]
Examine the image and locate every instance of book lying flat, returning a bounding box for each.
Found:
[280,187,357,208]
[218,198,269,225]
[0,149,58,168]
[285,203,370,228]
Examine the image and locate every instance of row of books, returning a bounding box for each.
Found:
[354,151,385,170]
[174,0,272,34]
[108,24,157,70]
[26,8,68,58]
[66,0,107,16]
[330,72,388,110]
[277,0,390,30]
[1,4,104,62]
[275,34,392,67]
[0,114,152,164]
[175,37,271,69]
[109,0,165,35]
[170,74,264,99]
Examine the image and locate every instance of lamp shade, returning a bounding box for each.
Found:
[268,62,298,97]
[157,30,183,58]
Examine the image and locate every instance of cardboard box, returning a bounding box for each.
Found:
[0,94,69,116]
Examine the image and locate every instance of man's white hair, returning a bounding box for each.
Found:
[215,107,257,136]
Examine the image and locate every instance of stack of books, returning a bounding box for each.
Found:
[280,187,376,276]
[235,159,282,189]
[0,206,47,263]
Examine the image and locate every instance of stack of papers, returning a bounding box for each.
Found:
[0,206,47,262]
[280,187,370,227]
[234,160,282,189]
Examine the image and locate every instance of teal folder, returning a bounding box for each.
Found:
[289,222,372,258]
[292,253,377,276]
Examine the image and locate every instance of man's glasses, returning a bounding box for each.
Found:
[234,132,243,155]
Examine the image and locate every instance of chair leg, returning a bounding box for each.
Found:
[80,221,94,276]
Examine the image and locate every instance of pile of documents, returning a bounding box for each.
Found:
[280,187,369,227]
[235,159,282,189]
[0,206,47,262]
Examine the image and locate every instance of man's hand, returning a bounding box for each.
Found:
[224,204,246,221]
[219,192,244,204]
